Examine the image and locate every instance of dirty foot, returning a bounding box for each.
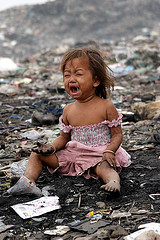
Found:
[7,176,43,197]
[100,180,120,192]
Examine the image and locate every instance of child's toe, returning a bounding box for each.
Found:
[100,180,120,192]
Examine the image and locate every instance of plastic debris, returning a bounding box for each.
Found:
[44,225,70,236]
[0,58,18,71]
[90,214,102,223]
[124,222,160,240]
[41,185,55,196]
[135,230,160,240]
[70,218,111,234]
[86,211,94,218]
[10,159,28,177]
[7,175,42,197]
[20,130,40,140]
[110,210,131,219]
[0,84,19,96]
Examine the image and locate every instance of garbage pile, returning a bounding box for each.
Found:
[0,30,160,240]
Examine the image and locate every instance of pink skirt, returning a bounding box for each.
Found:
[48,141,131,179]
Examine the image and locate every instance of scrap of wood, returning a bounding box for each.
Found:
[78,193,81,208]
[0,158,14,162]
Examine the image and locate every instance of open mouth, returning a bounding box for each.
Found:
[70,86,79,94]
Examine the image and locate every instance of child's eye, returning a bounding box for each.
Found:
[64,74,70,78]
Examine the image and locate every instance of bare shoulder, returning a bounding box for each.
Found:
[105,100,119,121]
[63,102,74,113]
[105,99,116,108]
[62,102,75,124]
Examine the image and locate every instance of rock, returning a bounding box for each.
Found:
[96,201,106,209]
[111,225,128,238]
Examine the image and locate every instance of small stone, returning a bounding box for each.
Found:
[97,228,110,239]
[111,225,128,238]
[96,201,106,209]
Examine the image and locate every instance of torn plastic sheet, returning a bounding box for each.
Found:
[20,129,40,140]
[0,224,14,233]
[110,210,131,219]
[124,222,160,240]
[0,217,14,233]
[11,196,61,219]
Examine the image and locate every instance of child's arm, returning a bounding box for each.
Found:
[32,105,71,155]
[102,101,123,168]
[32,131,70,155]
[51,131,71,151]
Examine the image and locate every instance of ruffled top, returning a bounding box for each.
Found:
[59,113,123,147]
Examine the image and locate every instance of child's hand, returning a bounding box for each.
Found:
[102,152,116,169]
[32,142,56,155]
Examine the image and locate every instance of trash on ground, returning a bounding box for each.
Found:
[0,217,14,233]
[110,210,132,219]
[11,196,61,219]
[69,218,111,234]
[44,225,70,236]
[20,130,40,140]
[0,58,18,71]
[124,222,160,240]
[10,158,28,177]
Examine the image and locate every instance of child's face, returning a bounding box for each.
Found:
[63,56,100,101]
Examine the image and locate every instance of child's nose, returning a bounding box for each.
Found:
[69,74,76,82]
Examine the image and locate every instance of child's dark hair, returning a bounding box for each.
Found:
[61,47,114,99]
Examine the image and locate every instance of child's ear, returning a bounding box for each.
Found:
[93,76,100,87]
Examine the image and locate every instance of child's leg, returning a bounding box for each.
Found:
[93,161,120,192]
[7,152,59,196]
[24,152,59,183]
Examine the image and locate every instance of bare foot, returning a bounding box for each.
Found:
[100,180,120,192]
